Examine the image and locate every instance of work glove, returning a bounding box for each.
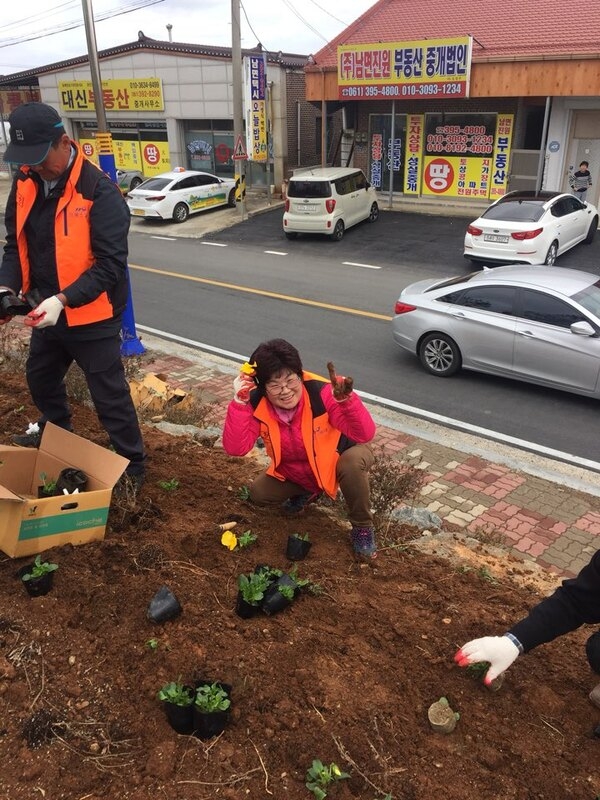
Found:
[454,635,521,685]
[24,295,64,329]
[327,360,354,402]
[233,373,254,404]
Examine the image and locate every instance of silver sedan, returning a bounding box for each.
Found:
[392,265,600,398]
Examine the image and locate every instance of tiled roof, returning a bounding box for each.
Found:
[311,0,600,67]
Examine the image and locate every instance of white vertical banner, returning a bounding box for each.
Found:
[244,54,268,162]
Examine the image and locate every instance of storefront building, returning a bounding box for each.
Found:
[304,0,600,210]
[0,33,313,189]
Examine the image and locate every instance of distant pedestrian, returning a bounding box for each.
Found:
[570,161,592,202]
[0,102,146,489]
[455,549,600,708]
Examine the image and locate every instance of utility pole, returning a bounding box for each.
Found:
[231,0,246,220]
[81,0,144,356]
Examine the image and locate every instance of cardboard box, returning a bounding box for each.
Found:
[0,423,129,558]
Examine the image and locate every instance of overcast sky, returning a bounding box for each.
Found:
[0,0,376,75]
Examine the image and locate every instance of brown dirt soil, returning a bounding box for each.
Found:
[0,371,599,800]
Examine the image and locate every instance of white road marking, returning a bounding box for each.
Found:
[150,236,177,241]
[264,250,288,256]
[342,261,381,270]
[201,241,228,247]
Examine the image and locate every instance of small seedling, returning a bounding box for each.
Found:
[158,478,180,491]
[278,583,295,601]
[157,681,194,707]
[291,532,310,541]
[145,638,159,651]
[477,566,496,584]
[39,472,57,496]
[21,554,59,581]
[305,759,350,799]
[194,682,230,713]
[238,485,251,501]
[238,571,271,605]
[466,661,491,680]
[237,529,257,548]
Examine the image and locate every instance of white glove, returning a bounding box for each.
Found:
[25,295,64,329]
[454,635,520,685]
[233,373,254,404]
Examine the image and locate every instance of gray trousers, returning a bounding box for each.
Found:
[249,443,374,527]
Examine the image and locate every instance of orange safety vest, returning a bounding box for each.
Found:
[250,371,354,498]
[15,144,115,327]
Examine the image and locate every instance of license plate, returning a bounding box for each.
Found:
[132,209,145,217]
[299,204,317,213]
[484,234,509,243]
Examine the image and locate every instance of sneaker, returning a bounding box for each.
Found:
[281,492,320,516]
[351,526,377,559]
[11,423,42,448]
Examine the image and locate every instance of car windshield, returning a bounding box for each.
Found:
[571,279,600,318]
[287,180,331,198]
[138,178,170,191]
[482,200,545,223]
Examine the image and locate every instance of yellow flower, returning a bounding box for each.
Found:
[240,361,257,376]
[221,530,238,550]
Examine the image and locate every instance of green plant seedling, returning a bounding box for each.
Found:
[21,554,59,581]
[39,472,57,496]
[237,484,251,501]
[158,478,180,491]
[194,682,230,713]
[466,661,491,680]
[292,532,310,541]
[238,571,271,605]
[305,759,350,799]
[237,529,257,548]
[145,638,159,651]
[156,681,194,707]
[278,583,295,601]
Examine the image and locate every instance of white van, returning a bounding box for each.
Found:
[283,167,379,241]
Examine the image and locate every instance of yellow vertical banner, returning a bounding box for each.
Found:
[404,114,423,195]
[489,114,514,200]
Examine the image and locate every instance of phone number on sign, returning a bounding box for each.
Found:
[340,83,465,99]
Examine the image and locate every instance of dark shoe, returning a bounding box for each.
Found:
[113,471,145,498]
[281,492,320,516]
[351,526,377,559]
[11,424,42,448]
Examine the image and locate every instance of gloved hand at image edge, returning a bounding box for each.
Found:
[24,295,65,329]
[454,635,522,684]
[233,373,255,404]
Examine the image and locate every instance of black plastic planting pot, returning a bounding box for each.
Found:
[261,574,299,616]
[147,585,182,623]
[19,565,54,597]
[285,535,312,561]
[193,681,232,740]
[163,697,194,735]
[235,592,260,619]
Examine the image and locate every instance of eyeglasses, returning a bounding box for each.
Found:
[265,374,301,394]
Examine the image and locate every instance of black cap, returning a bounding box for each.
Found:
[4,102,66,166]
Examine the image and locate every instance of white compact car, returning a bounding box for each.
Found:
[464,190,598,266]
[127,170,237,223]
[283,167,379,241]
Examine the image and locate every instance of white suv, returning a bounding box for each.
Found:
[283,167,379,241]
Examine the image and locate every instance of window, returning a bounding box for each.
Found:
[518,289,586,328]
[441,286,516,314]
[195,175,218,186]
[354,171,368,190]
[483,200,545,223]
[572,280,600,319]
[287,181,331,199]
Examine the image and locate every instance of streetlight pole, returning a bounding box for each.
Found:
[81,0,144,356]
[231,0,246,220]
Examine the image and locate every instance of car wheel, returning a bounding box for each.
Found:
[172,203,189,223]
[418,333,462,377]
[331,220,345,241]
[368,202,379,223]
[227,188,237,207]
[544,241,558,266]
[130,177,142,190]
[584,216,599,244]
[284,232,298,240]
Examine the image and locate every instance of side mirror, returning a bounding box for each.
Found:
[570,320,596,336]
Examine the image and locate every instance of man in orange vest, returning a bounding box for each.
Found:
[0,102,146,489]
